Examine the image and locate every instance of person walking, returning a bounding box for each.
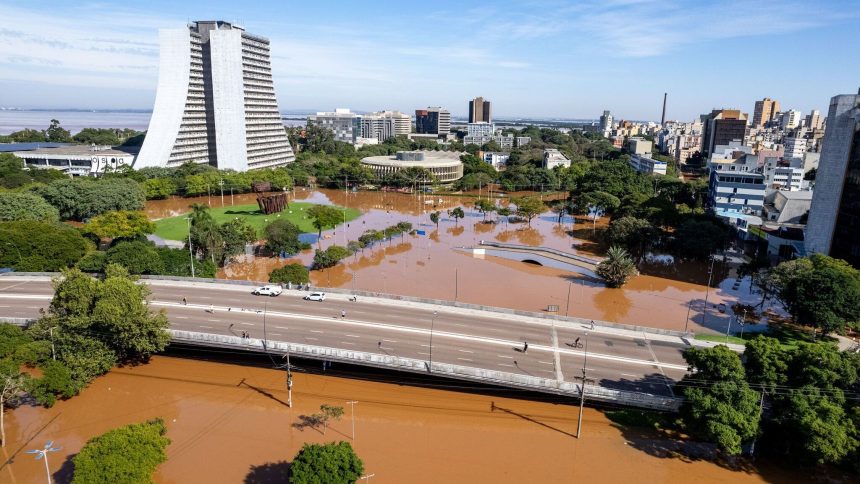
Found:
[574,337,581,347]
[208,304,214,313]
[341,310,346,319]
[182,297,187,305]
[590,320,595,330]
[523,341,528,353]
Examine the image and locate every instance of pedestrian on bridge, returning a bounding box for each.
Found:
[182,297,187,305]
[341,310,346,319]
[523,342,528,353]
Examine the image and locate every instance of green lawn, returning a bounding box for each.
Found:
[694,325,835,349]
[694,333,748,345]
[153,202,362,241]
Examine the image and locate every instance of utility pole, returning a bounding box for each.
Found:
[750,389,765,457]
[576,333,590,439]
[49,327,55,360]
[218,178,225,207]
[186,217,195,278]
[429,311,437,372]
[360,474,375,483]
[454,269,459,301]
[684,299,693,333]
[283,350,293,408]
[702,254,716,326]
[565,282,572,317]
[346,400,358,441]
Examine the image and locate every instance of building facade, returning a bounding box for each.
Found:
[805,92,860,266]
[137,21,295,171]
[415,107,451,135]
[308,108,361,144]
[753,98,780,127]
[468,97,492,123]
[701,109,748,157]
[360,151,464,183]
[543,149,571,169]
[629,154,668,176]
[15,145,137,176]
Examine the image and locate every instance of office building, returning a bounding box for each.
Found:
[701,109,748,157]
[467,122,495,137]
[780,109,802,130]
[15,145,138,177]
[753,98,780,127]
[805,91,860,266]
[469,97,492,123]
[360,116,398,143]
[365,110,411,137]
[415,107,451,136]
[483,152,509,169]
[308,108,361,144]
[805,109,823,130]
[783,134,807,160]
[599,110,613,137]
[137,21,295,171]
[626,137,653,157]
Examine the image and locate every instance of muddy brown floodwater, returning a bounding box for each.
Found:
[3,356,798,483]
[147,189,770,335]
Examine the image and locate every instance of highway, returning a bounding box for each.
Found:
[0,277,692,397]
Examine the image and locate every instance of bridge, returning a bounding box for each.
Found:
[0,274,693,411]
[467,241,603,277]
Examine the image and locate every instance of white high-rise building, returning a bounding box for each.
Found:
[780,109,802,130]
[365,111,411,137]
[308,108,361,144]
[137,21,295,171]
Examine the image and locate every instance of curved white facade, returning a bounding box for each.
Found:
[136,21,294,171]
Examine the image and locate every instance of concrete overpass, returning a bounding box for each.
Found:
[0,274,698,411]
[468,241,603,277]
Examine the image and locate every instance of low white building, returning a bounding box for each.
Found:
[466,122,495,137]
[14,145,138,176]
[543,149,571,169]
[629,153,668,176]
[483,151,509,169]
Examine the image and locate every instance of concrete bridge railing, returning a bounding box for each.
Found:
[171,330,683,412]
[478,241,603,266]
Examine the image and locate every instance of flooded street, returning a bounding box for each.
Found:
[146,189,766,335]
[2,355,795,483]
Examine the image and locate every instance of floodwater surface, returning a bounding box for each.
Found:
[146,189,772,335]
[3,356,797,483]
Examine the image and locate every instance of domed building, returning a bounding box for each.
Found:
[360,150,464,183]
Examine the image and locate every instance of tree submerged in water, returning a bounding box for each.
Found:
[596,246,638,288]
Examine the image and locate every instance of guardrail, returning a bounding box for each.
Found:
[0,273,693,338]
[479,241,603,265]
[170,330,682,411]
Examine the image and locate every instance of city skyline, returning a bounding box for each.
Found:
[0,1,858,120]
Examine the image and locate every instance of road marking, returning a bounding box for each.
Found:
[417,352,430,356]
[27,306,40,309]
[344,334,361,338]
[0,294,50,299]
[274,326,289,330]
[457,349,474,353]
[270,333,282,336]
[306,337,319,341]
[498,363,515,368]
[419,344,430,347]
[538,361,554,365]
[0,305,9,308]
[497,355,514,359]
[382,338,397,342]
[457,357,473,362]
[240,322,255,326]
[310,330,323,333]
[340,341,356,345]
[0,282,29,291]
[175,316,189,319]
[621,373,638,378]
[199,325,213,329]
[207,319,220,322]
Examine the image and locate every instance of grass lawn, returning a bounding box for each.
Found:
[694,324,835,349]
[694,333,748,345]
[153,202,362,241]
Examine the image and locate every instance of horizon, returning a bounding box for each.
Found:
[1,1,859,121]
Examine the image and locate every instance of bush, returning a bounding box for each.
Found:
[264,219,302,255]
[72,419,170,484]
[106,241,164,275]
[29,360,77,407]
[290,441,363,484]
[76,251,108,272]
[32,177,145,221]
[312,245,351,270]
[269,263,309,284]
[0,220,91,271]
[155,247,216,278]
[0,192,59,222]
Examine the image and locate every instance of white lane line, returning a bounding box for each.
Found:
[310,330,323,333]
[457,357,474,362]
[240,322,255,326]
[538,361,554,366]
[498,363,515,368]
[621,373,638,377]
[196,296,213,300]
[0,294,51,299]
[419,344,430,347]
[0,305,9,308]
[497,355,514,359]
[270,333,282,336]
[0,282,29,291]
[27,306,41,309]
[207,319,220,322]
[418,352,430,356]
[149,300,689,371]
[382,338,397,342]
[274,326,289,330]
[306,337,319,341]
[457,349,474,353]
[344,334,361,338]
[175,316,189,319]
[341,341,356,346]
[199,325,214,329]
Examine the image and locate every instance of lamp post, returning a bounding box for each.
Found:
[3,242,22,266]
[565,282,572,317]
[185,217,195,278]
[428,310,437,373]
[702,254,716,327]
[576,333,589,439]
[26,441,61,484]
[346,400,358,441]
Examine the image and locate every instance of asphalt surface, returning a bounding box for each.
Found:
[0,278,691,396]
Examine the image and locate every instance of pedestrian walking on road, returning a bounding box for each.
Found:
[523,342,529,353]
[182,297,187,305]
[207,304,214,313]
[590,320,595,330]
[378,341,382,349]
[341,310,346,319]
[575,337,581,347]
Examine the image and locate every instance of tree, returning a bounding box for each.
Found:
[550,202,567,224]
[743,336,789,391]
[290,441,364,484]
[0,367,26,447]
[312,245,351,270]
[220,218,257,260]
[595,246,638,288]
[511,196,544,226]
[679,345,761,455]
[106,241,164,275]
[29,360,76,407]
[190,218,224,266]
[430,211,441,229]
[0,192,59,222]
[0,220,91,271]
[576,159,651,199]
[605,216,656,260]
[44,119,71,142]
[579,191,621,215]
[85,211,156,240]
[674,218,732,259]
[316,404,344,435]
[769,254,860,334]
[269,263,310,285]
[447,207,465,226]
[143,178,177,199]
[775,387,858,465]
[264,219,303,255]
[32,178,146,221]
[155,247,216,278]
[307,205,344,240]
[72,419,170,484]
[474,199,496,221]
[496,206,512,227]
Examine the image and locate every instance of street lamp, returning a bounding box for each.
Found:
[702,254,716,327]
[346,400,358,441]
[577,332,590,439]
[428,310,437,372]
[3,242,22,266]
[26,441,61,484]
[185,217,195,278]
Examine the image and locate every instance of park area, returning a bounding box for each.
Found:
[152,201,361,241]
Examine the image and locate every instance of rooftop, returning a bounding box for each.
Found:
[361,150,463,168]
[13,145,139,157]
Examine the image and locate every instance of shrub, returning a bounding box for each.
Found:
[269,263,309,284]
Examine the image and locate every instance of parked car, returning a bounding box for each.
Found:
[252,285,283,297]
[304,292,326,301]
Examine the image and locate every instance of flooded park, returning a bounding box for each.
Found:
[146,188,772,336]
[2,354,800,483]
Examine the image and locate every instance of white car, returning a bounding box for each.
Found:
[304,292,326,301]
[253,285,283,297]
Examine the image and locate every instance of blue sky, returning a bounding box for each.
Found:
[0,0,858,120]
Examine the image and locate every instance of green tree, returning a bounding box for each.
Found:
[76,251,107,273]
[220,218,257,260]
[28,360,76,407]
[264,219,303,255]
[269,263,310,285]
[8,128,45,142]
[72,419,170,484]
[595,246,638,288]
[579,191,621,215]
[447,207,465,226]
[190,218,224,266]
[45,119,71,142]
[576,159,651,199]
[769,254,860,334]
[155,247,216,278]
[511,196,544,226]
[307,205,344,240]
[474,198,496,221]
[32,178,146,221]
[143,178,177,199]
[605,217,656,260]
[775,387,858,465]
[743,336,789,391]
[0,220,91,271]
[85,211,156,240]
[0,192,59,222]
[674,218,732,259]
[290,441,364,484]
[678,345,761,455]
[106,241,164,275]
[312,245,351,270]
[429,211,441,229]
[0,367,26,447]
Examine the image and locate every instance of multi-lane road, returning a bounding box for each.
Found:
[0,276,693,396]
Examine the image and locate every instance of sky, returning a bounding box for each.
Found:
[0,0,858,121]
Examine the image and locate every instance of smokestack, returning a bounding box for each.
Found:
[661,92,667,126]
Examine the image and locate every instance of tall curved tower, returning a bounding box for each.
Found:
[137,21,295,171]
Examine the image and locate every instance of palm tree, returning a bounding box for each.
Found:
[188,203,212,227]
[596,246,638,288]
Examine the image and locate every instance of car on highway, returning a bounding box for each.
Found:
[252,285,283,297]
[304,292,326,301]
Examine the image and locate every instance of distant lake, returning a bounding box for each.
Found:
[0,110,307,135]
